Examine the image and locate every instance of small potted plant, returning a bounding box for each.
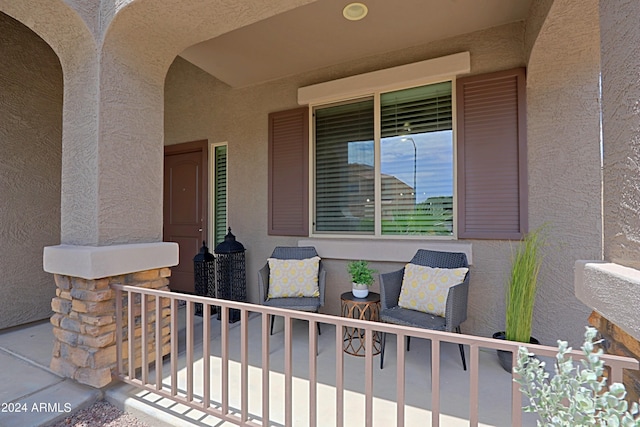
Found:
[347,260,377,298]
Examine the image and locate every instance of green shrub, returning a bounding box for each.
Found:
[514,327,640,426]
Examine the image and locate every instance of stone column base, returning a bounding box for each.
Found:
[50,268,172,388]
[589,311,640,403]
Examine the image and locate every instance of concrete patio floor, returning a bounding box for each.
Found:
[0,309,541,426]
[0,320,101,427]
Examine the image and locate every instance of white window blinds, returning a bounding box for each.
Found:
[315,98,375,233]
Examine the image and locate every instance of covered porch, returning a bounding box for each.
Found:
[2,0,640,425]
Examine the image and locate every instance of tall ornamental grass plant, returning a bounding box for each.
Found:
[505,227,545,343]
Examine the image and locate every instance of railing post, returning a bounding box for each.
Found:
[203,302,211,409]
[186,301,194,402]
[241,309,249,423]
[308,319,318,427]
[127,291,135,380]
[469,344,480,427]
[141,293,149,384]
[261,312,270,426]
[284,315,293,427]
[221,306,229,415]
[155,296,163,391]
[170,298,178,396]
[396,333,406,427]
[512,366,523,426]
[430,338,439,427]
[365,328,374,427]
[336,321,344,427]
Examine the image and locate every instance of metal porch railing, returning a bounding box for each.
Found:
[112,284,639,427]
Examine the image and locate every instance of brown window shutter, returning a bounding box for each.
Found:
[268,107,309,236]
[457,68,527,239]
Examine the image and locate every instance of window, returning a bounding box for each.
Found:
[313,81,454,237]
[269,63,526,240]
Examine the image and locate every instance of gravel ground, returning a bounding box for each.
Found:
[48,400,151,427]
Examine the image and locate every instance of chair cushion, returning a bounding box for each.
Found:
[267,256,320,298]
[380,306,447,331]
[397,264,468,316]
[263,297,320,312]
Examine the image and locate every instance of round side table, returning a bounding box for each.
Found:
[340,291,381,356]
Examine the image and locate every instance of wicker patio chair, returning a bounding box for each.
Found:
[379,249,469,370]
[258,246,326,335]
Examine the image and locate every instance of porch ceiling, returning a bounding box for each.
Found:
[179,0,533,88]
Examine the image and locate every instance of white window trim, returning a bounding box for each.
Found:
[303,53,470,240]
[298,52,470,105]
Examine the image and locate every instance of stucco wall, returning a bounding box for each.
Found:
[0,13,62,329]
[526,0,600,346]
[571,0,640,342]
[164,17,596,346]
[524,0,554,62]
[600,0,640,270]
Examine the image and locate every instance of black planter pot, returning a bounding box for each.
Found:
[492,331,540,373]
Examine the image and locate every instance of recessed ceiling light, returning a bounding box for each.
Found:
[343,2,368,21]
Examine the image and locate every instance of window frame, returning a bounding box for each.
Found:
[309,77,459,240]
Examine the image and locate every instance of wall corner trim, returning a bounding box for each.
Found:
[43,242,179,279]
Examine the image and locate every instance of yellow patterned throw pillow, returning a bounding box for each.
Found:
[267,256,320,298]
[397,264,468,316]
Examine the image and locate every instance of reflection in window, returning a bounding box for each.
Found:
[313,82,453,236]
[380,82,453,235]
[380,132,453,235]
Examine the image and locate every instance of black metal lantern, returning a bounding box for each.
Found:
[214,228,246,323]
[193,241,215,317]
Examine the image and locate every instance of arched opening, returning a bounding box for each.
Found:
[0,12,63,330]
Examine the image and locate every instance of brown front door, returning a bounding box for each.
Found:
[164,141,208,293]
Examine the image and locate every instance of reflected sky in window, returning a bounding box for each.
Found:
[348,130,453,203]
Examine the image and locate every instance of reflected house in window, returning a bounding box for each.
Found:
[341,163,452,235]
[380,171,416,220]
[343,163,414,221]
[341,163,374,227]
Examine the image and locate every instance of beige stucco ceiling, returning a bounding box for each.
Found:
[179,0,533,88]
